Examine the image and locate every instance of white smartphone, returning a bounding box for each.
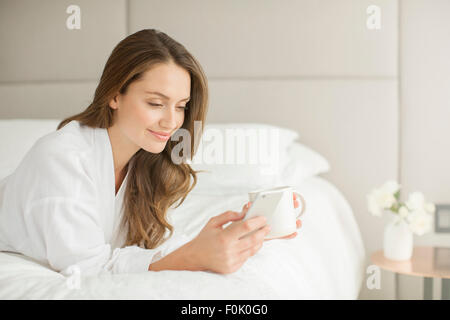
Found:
[241,191,283,238]
[244,191,283,221]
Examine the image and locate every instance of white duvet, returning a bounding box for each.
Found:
[0,176,365,299]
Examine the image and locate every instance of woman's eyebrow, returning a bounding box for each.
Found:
[145,91,190,102]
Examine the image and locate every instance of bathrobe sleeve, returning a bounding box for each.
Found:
[23,146,189,277]
[26,197,173,276]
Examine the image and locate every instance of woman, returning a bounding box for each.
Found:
[0,29,302,277]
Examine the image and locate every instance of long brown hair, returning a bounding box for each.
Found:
[57,29,209,249]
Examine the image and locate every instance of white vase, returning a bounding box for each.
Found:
[383,213,413,261]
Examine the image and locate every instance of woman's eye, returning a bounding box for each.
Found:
[147,103,187,111]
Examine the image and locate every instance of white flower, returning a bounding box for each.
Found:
[407,209,433,236]
[405,192,425,211]
[367,181,435,236]
[405,191,436,215]
[366,180,401,217]
[398,206,409,219]
[367,186,397,217]
[381,180,401,196]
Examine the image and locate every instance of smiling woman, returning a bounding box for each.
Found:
[0,29,300,277]
[0,29,208,276]
[56,29,210,253]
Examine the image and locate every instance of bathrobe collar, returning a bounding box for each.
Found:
[92,125,130,242]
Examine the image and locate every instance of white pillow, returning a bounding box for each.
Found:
[0,119,61,180]
[279,142,330,186]
[189,134,330,196]
[188,123,300,195]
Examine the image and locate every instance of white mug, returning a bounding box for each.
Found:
[244,186,306,239]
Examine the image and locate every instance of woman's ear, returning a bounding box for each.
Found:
[109,94,120,110]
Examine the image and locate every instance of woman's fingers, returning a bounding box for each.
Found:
[282,232,298,239]
[208,210,244,228]
[225,215,267,240]
[241,201,252,214]
[266,220,301,241]
[294,196,300,208]
[264,232,298,241]
[236,225,270,251]
[233,201,301,244]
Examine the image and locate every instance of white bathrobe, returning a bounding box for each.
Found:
[0,120,187,277]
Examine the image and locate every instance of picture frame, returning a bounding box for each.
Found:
[435,204,450,233]
[433,247,450,271]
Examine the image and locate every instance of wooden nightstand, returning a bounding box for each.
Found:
[371,246,450,300]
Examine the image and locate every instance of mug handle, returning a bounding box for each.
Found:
[293,191,306,218]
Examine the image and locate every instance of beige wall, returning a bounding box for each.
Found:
[398,0,450,300]
[0,0,448,299]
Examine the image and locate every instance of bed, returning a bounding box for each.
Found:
[0,119,366,299]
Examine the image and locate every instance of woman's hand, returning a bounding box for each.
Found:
[245,193,303,241]
[148,195,302,273]
[184,208,271,274]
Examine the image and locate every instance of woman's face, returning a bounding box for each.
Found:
[109,61,191,154]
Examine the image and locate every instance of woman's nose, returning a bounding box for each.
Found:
[160,106,177,129]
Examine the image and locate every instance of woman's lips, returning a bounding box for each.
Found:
[148,129,171,141]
